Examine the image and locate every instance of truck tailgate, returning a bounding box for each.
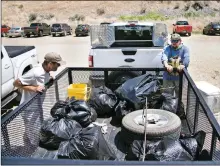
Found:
[91,48,164,68]
[176,25,192,32]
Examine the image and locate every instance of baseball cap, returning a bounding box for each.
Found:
[44,52,66,65]
[171,33,181,40]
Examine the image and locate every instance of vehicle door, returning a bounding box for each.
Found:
[1,49,15,99]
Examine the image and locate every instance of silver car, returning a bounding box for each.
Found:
[7,27,24,37]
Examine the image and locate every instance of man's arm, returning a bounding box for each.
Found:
[161,46,169,67]
[13,79,44,93]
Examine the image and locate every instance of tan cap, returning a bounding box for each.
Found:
[44,52,66,65]
[171,33,181,40]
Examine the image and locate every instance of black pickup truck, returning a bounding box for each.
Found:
[23,23,51,37]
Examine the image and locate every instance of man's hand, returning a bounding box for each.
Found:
[165,65,173,73]
[177,65,185,72]
[34,86,45,93]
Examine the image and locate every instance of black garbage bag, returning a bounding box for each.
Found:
[50,97,96,127]
[115,100,132,120]
[179,131,206,160]
[115,74,161,110]
[67,97,94,127]
[58,126,117,160]
[50,100,68,119]
[161,93,178,113]
[88,86,118,116]
[39,117,82,150]
[126,138,194,161]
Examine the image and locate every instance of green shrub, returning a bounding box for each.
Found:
[29,13,37,22]
[97,8,105,15]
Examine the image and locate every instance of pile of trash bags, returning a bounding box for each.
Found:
[126,131,206,161]
[39,97,117,160]
[87,74,181,120]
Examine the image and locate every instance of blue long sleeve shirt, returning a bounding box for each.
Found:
[161,44,190,80]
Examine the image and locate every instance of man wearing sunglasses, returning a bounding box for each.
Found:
[161,33,190,97]
[14,52,66,105]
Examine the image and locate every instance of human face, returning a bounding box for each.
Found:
[171,39,181,48]
[49,62,60,71]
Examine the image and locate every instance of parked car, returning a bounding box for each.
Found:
[1,45,39,107]
[203,22,220,35]
[23,23,51,37]
[100,22,111,25]
[173,21,192,36]
[75,24,90,36]
[7,27,24,38]
[51,23,72,37]
[1,25,10,37]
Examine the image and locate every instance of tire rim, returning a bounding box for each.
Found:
[133,113,168,127]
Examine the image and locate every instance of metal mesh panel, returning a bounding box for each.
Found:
[182,71,220,160]
[90,25,115,48]
[1,68,220,162]
[213,138,220,161]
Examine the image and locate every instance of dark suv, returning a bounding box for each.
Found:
[75,24,90,36]
[51,23,72,37]
[203,22,220,35]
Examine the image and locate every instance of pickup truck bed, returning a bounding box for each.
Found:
[1,67,220,165]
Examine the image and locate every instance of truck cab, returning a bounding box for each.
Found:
[1,45,39,107]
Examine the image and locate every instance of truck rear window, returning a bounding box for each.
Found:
[111,25,153,47]
[115,25,153,40]
[52,24,61,27]
[176,21,189,25]
[30,23,41,27]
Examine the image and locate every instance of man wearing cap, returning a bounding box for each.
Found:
[13,52,65,146]
[14,52,66,105]
[161,33,190,97]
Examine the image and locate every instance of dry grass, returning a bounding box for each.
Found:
[2,1,220,32]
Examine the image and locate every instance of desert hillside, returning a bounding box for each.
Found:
[2,1,220,32]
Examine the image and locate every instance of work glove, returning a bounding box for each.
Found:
[177,65,185,72]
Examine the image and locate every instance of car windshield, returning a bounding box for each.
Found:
[115,25,153,41]
[30,23,41,27]
[176,21,189,25]
[11,28,20,30]
[213,23,220,28]
[77,25,86,28]
[52,24,61,27]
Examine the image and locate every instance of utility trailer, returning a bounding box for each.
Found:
[1,67,220,165]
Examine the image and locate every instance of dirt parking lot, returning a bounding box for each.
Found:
[2,34,220,89]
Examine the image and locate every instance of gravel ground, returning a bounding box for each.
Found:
[2,34,220,89]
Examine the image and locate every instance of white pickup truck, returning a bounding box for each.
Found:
[88,21,169,84]
[1,45,39,107]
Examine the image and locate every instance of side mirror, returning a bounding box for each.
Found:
[173,24,176,26]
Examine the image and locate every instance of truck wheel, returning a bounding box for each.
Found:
[26,34,30,38]
[121,109,181,144]
[108,71,140,90]
[52,34,56,37]
[188,33,191,36]
[63,31,67,36]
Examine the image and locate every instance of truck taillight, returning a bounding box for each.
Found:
[89,55,93,67]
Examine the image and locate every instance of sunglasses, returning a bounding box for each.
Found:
[171,40,180,43]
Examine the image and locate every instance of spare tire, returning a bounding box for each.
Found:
[121,109,181,144]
